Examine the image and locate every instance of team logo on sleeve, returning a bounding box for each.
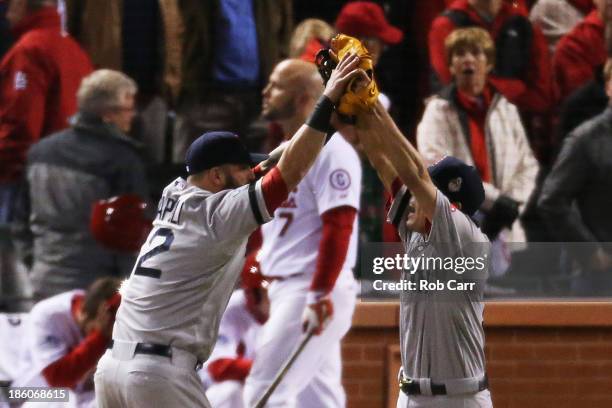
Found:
[329,169,351,190]
[42,335,61,347]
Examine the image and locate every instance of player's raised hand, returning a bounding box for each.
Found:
[323,53,369,105]
[257,140,290,172]
[301,293,334,335]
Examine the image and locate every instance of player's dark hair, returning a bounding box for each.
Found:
[82,277,121,319]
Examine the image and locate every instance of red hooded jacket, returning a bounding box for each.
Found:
[0,7,92,182]
[553,10,605,100]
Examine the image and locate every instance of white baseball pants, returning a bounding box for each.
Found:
[95,348,209,407]
[243,275,357,408]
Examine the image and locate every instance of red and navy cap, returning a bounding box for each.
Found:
[428,156,484,216]
[185,131,268,175]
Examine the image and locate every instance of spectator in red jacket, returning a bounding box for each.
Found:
[0,0,92,221]
[553,0,607,99]
[429,0,555,113]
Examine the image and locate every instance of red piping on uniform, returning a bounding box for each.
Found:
[42,330,108,389]
[261,167,289,214]
[310,206,357,294]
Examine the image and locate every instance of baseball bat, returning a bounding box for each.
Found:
[253,328,315,408]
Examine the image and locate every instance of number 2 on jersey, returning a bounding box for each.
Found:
[133,227,174,279]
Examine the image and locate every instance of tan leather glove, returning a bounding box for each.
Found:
[316,34,379,117]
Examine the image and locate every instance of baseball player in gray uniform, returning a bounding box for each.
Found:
[93,53,369,408]
[354,101,493,408]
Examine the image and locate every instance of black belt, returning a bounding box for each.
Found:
[109,340,202,369]
[400,375,488,396]
[109,340,173,358]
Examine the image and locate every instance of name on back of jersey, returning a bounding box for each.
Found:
[156,195,184,224]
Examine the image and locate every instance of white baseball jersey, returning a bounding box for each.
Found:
[259,134,361,279]
[200,290,261,408]
[388,187,490,380]
[114,177,272,362]
[199,289,260,388]
[0,313,29,382]
[7,291,96,408]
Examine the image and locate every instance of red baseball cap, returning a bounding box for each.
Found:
[335,1,403,45]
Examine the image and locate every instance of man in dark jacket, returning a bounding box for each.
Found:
[538,59,612,296]
[12,69,148,300]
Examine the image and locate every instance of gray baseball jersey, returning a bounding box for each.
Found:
[113,177,272,362]
[388,186,490,380]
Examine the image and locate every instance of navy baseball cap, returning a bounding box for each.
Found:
[428,156,484,216]
[185,131,269,175]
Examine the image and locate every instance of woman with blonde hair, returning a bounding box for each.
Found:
[289,18,335,62]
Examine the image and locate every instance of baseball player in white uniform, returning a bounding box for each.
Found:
[354,102,493,408]
[1,278,120,408]
[94,53,369,408]
[0,313,28,384]
[200,254,268,408]
[201,290,262,407]
[243,59,361,408]
[0,312,28,407]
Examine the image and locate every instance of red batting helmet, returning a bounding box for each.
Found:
[90,194,152,253]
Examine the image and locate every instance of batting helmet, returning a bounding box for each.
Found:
[90,194,152,253]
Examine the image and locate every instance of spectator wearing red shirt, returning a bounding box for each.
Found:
[553,0,606,99]
[429,0,555,113]
[0,0,92,221]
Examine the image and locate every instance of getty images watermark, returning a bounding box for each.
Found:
[359,243,490,300]
[372,253,487,291]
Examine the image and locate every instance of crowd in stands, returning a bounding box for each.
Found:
[0,0,610,298]
[0,0,609,293]
[1,0,612,403]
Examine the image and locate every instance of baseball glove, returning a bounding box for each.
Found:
[315,34,379,117]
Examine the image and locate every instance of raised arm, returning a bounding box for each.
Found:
[275,53,367,192]
[358,101,437,219]
[354,111,397,192]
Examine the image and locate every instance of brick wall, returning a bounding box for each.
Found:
[341,302,612,408]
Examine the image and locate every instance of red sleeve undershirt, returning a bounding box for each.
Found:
[390,177,403,199]
[41,330,108,389]
[382,178,404,242]
[310,206,357,294]
[207,357,253,382]
[260,166,289,215]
